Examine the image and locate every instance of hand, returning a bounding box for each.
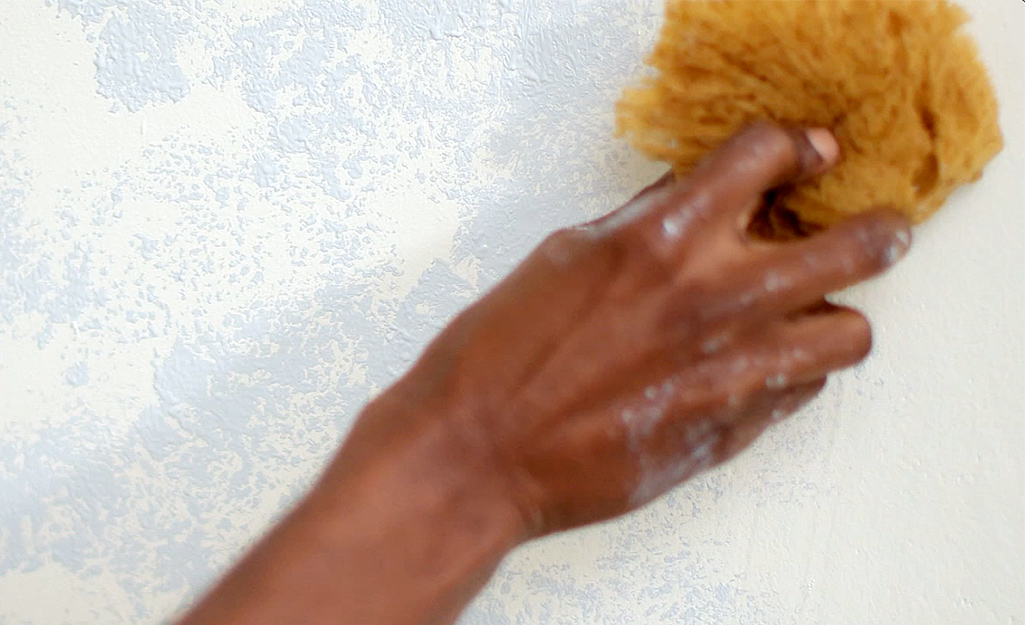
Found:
[177,122,913,625]
[341,122,911,539]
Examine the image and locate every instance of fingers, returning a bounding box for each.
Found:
[621,376,825,503]
[754,209,911,315]
[649,304,869,420]
[577,172,677,236]
[616,301,862,501]
[689,123,838,213]
[631,122,840,241]
[689,209,912,327]
[583,123,838,249]
[721,305,873,396]
[622,304,867,443]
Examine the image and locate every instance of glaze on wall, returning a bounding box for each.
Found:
[0,1,1022,623]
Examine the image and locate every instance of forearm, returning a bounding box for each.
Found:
[174,124,910,625]
[176,398,525,625]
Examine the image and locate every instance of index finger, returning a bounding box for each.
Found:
[690,209,912,328]
[635,122,840,243]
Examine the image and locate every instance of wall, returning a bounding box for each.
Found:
[0,0,1022,623]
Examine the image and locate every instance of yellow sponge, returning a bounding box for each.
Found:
[616,0,1003,227]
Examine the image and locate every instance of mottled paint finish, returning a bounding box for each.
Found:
[1,1,1022,623]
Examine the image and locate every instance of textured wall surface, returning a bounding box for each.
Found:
[0,0,1022,623]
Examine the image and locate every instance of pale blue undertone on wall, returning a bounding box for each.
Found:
[1,0,1023,623]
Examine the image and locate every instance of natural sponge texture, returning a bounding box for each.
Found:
[616,0,1003,227]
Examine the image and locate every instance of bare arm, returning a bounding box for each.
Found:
[176,123,910,625]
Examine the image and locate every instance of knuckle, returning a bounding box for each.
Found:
[538,228,588,266]
[542,227,576,248]
[735,121,797,162]
[739,120,786,143]
[609,220,678,276]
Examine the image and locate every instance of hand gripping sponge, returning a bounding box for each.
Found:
[616,0,1003,230]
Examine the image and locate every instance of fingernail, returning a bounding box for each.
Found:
[805,128,840,167]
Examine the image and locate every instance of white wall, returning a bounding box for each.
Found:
[0,0,1021,623]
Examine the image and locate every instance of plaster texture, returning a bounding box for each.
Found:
[0,0,1022,623]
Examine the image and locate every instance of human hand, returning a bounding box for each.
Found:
[341,122,911,539]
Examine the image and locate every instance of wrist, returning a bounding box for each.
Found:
[303,392,527,622]
[176,389,525,625]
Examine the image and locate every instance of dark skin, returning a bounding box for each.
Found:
[176,123,911,625]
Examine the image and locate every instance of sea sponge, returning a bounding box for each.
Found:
[616,0,1003,228]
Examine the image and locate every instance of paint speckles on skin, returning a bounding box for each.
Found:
[883,241,907,267]
[731,356,750,374]
[701,332,730,355]
[763,270,789,293]
[620,380,724,508]
[621,379,675,446]
[894,227,911,249]
[630,427,720,507]
[661,208,692,240]
[583,186,673,238]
